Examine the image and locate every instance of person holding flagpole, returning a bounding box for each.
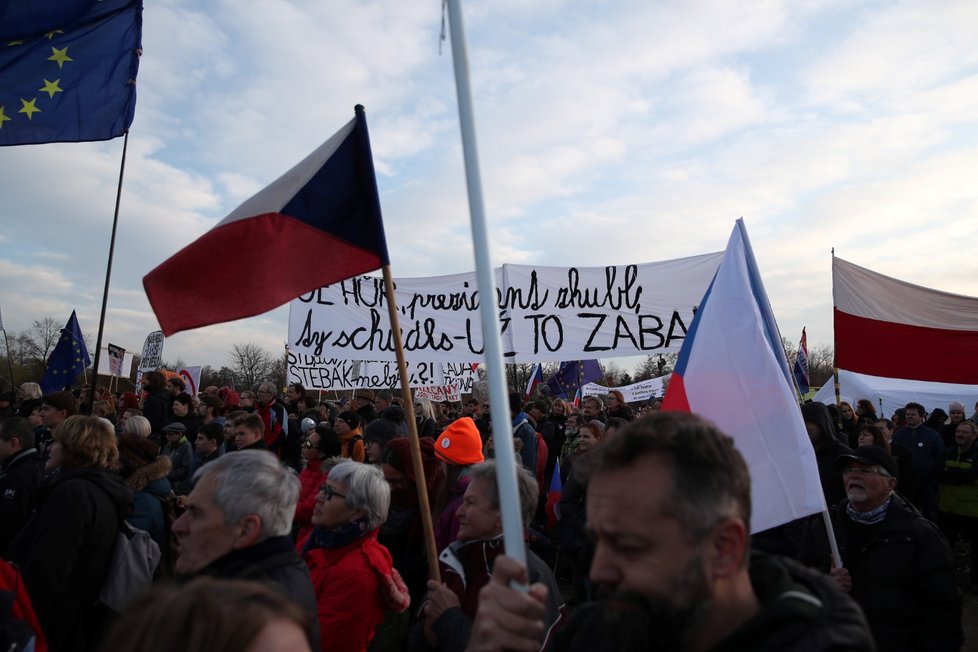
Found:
[466,414,874,652]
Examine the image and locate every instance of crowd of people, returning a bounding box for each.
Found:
[0,375,975,651]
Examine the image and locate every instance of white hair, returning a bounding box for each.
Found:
[193,451,300,540]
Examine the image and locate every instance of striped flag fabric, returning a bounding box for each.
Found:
[524,363,543,400]
[834,257,978,384]
[546,458,562,529]
[144,105,389,336]
[793,327,810,394]
[662,220,825,533]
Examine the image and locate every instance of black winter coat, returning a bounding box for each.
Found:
[7,467,132,652]
[195,535,321,648]
[0,447,43,556]
[549,553,874,652]
[799,494,962,651]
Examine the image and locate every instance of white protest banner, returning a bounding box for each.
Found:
[138,331,165,371]
[415,384,462,403]
[441,362,479,395]
[581,374,670,403]
[177,366,202,395]
[97,347,133,377]
[288,253,722,364]
[287,350,441,390]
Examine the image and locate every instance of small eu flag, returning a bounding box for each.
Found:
[40,310,91,395]
[0,0,142,146]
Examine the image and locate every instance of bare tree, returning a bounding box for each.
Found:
[808,343,835,388]
[229,343,275,390]
[632,353,677,381]
[24,317,61,365]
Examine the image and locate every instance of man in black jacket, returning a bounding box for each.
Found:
[465,413,875,652]
[0,417,43,555]
[172,450,319,647]
[799,445,962,651]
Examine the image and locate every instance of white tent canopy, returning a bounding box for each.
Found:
[812,370,978,419]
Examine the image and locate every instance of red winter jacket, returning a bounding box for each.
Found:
[304,530,410,652]
[294,460,326,551]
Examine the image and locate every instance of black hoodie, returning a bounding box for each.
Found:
[801,402,852,509]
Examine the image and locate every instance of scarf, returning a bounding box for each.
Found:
[846,497,890,525]
[303,518,368,555]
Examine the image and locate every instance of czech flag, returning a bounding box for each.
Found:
[663,220,825,533]
[546,458,562,529]
[144,105,389,336]
[524,363,543,401]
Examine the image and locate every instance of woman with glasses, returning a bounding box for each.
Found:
[294,423,342,551]
[303,461,410,652]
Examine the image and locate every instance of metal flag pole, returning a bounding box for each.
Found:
[87,131,130,414]
[445,0,527,569]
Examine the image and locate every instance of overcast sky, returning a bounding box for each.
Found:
[2,0,977,373]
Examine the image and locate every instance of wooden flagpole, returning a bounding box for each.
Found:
[381,264,440,582]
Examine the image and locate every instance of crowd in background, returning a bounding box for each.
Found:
[0,376,974,651]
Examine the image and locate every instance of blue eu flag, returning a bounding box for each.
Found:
[546,359,604,399]
[0,0,142,146]
[40,310,91,395]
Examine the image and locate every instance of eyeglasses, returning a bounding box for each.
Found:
[842,466,890,477]
[319,484,346,501]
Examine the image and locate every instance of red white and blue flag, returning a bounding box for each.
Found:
[546,458,562,529]
[793,327,810,394]
[524,363,543,401]
[662,220,825,533]
[144,105,390,336]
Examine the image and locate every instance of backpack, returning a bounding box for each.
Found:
[97,521,160,614]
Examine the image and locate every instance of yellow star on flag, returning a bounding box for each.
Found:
[39,79,63,99]
[19,98,40,120]
[7,40,24,46]
[0,106,10,128]
[45,30,65,40]
[48,47,73,69]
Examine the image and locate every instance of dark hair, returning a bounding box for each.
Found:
[0,417,35,449]
[905,402,926,417]
[874,418,894,431]
[100,577,313,652]
[578,412,751,546]
[233,413,264,435]
[142,371,166,394]
[508,392,523,415]
[198,422,225,446]
[312,426,342,457]
[857,425,889,452]
[605,417,627,432]
[336,410,362,431]
[42,390,78,416]
[199,395,222,415]
[173,392,193,407]
[167,376,186,391]
[289,383,307,397]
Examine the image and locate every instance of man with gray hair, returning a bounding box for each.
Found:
[172,450,318,643]
[414,460,561,651]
